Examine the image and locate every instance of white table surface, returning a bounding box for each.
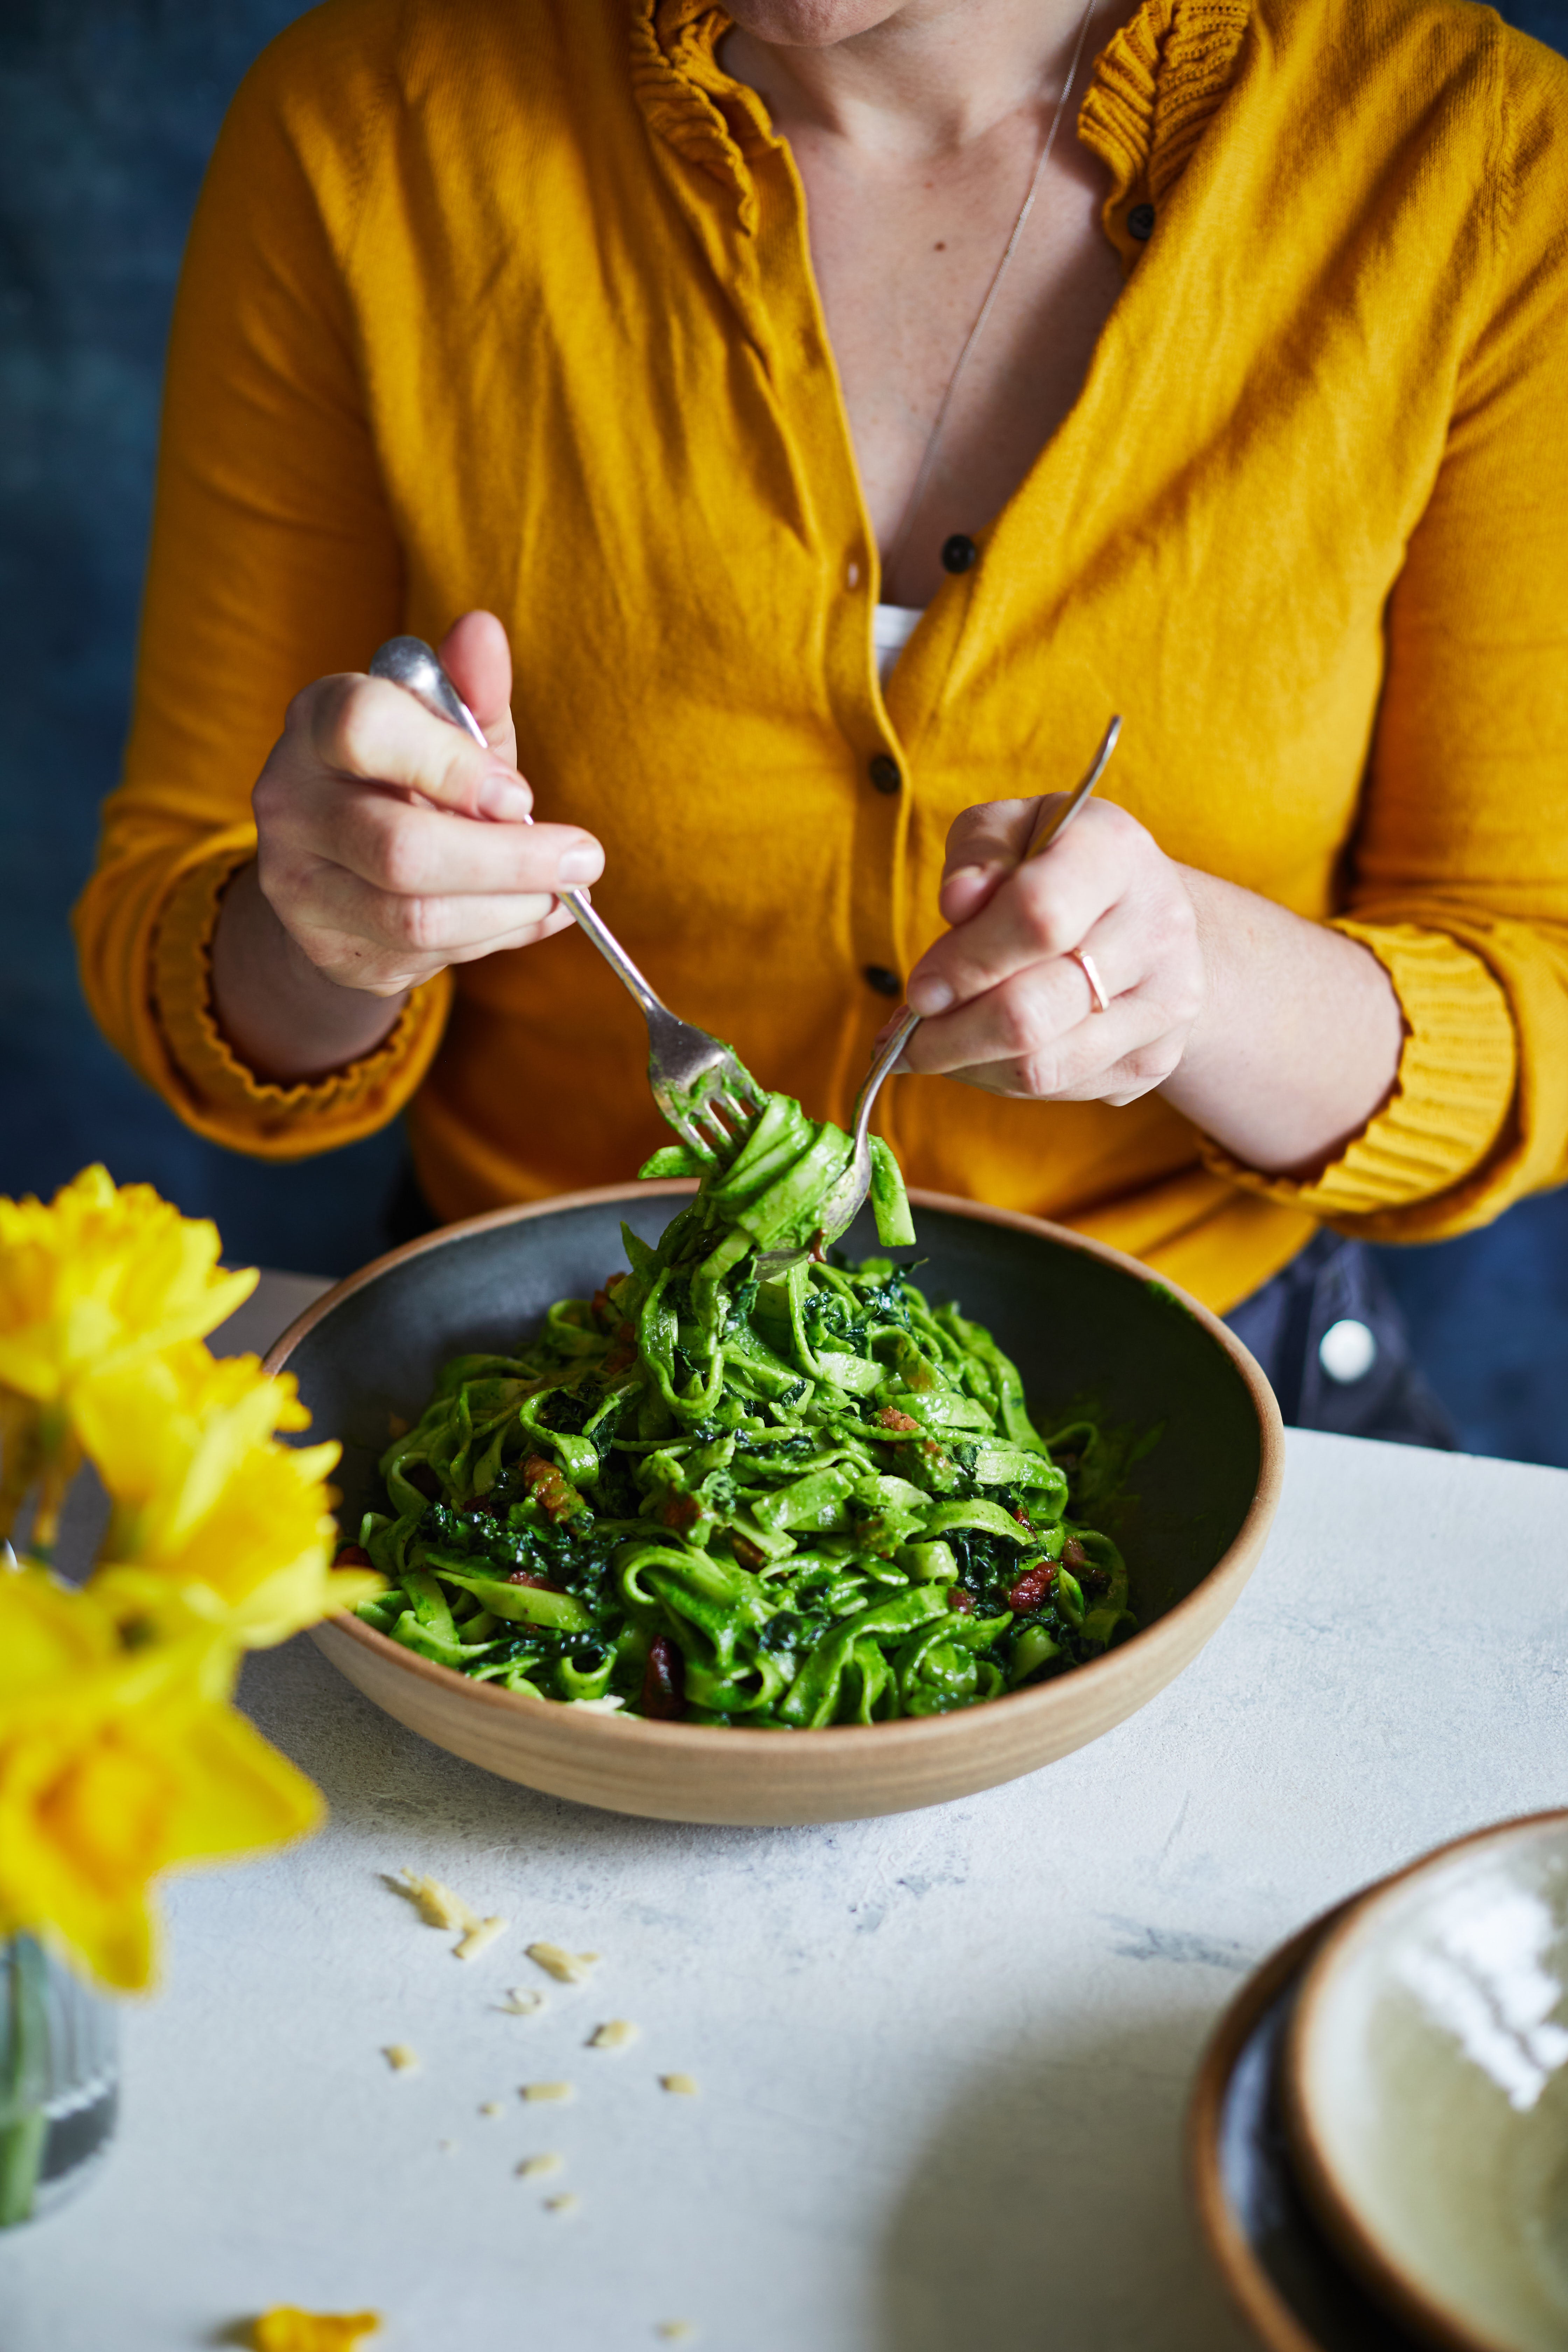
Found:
[5,1271,1566,2352]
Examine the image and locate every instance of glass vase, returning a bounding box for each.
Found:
[0,1934,118,2227]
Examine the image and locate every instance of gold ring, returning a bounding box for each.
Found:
[1070,946,1110,1014]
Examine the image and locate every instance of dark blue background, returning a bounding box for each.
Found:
[2,1,1565,1465]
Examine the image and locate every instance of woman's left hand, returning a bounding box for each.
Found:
[895,793,1206,1105]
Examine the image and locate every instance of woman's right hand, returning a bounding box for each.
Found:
[251,609,601,996]
[211,612,603,1082]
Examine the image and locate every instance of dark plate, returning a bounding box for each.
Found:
[1191,1904,1424,2352]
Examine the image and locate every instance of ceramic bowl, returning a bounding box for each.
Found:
[1284,1813,1568,2352]
[268,1182,1283,1826]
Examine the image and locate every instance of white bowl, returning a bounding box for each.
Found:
[1285,1812,1568,2352]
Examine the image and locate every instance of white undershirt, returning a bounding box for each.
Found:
[873,601,925,687]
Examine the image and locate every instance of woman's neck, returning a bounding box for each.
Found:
[721,1,1104,162]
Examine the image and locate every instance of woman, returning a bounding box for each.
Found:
[76,0,1568,1440]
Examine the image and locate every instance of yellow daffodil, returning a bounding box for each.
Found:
[0,1569,322,1991]
[0,1166,257,1546]
[77,1348,380,1648]
[252,2311,382,2351]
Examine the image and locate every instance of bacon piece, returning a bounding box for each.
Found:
[660,1492,701,1532]
[1006,1564,1057,1615]
[642,1636,685,1720]
[505,1569,569,1592]
[875,1406,921,1434]
[334,1542,373,1568]
[946,1586,975,1615]
[1062,1535,1087,1569]
[730,1534,767,1573]
[523,1453,583,1522]
[602,1322,638,1378]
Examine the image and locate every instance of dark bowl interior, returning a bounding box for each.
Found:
[280,1191,1264,1636]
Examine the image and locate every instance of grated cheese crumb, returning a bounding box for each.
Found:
[383,2043,420,2073]
[545,2193,581,2216]
[454,1916,507,1963]
[517,2152,563,2179]
[479,2102,503,2118]
[496,1987,544,2016]
[588,2019,638,2052]
[438,2140,456,2154]
[656,2326,696,2344]
[659,2073,699,2096]
[393,1870,481,1933]
[520,2081,575,2102]
[526,1941,599,1985]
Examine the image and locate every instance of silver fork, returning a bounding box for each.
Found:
[757,714,1124,1275]
[369,636,762,1163]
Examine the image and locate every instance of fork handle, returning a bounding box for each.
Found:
[369,636,667,1022]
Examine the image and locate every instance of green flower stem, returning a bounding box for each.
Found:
[0,1937,50,2228]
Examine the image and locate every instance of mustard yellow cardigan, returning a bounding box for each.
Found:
[75,0,1568,1312]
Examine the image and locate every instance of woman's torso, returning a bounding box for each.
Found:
[117,0,1546,1307]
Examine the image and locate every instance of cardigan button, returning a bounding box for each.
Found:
[940,533,978,574]
[1127,202,1156,241]
[868,754,902,795]
[863,965,902,998]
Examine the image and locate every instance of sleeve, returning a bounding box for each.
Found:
[1203,30,1568,1243]
[70,15,452,1159]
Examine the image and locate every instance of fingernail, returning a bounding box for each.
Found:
[946,865,988,894]
[477,772,532,821]
[906,972,954,1017]
[556,842,602,886]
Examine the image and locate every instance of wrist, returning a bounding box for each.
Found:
[211,861,410,1083]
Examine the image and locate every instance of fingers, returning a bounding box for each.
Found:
[300,672,515,814]
[902,947,1190,1103]
[438,610,516,758]
[294,861,573,961]
[306,780,599,899]
[297,672,548,832]
[910,799,1144,1018]
[937,797,1041,927]
[903,917,1131,1079]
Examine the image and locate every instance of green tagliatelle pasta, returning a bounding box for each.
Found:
[353,1084,1136,1725]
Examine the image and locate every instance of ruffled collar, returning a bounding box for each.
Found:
[629,0,1253,254]
[1078,0,1252,259]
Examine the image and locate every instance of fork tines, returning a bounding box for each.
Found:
[676,1080,763,1164]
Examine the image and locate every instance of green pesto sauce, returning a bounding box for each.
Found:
[355,1081,1135,1724]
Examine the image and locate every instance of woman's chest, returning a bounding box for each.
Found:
[783,122,1128,607]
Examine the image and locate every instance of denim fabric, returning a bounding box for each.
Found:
[1226,1232,1457,1449]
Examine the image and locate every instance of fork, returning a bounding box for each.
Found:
[756,713,1124,1275]
[369,636,762,1163]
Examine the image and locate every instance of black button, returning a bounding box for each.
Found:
[1127,202,1156,241]
[940,533,978,574]
[863,965,902,998]
[868,754,902,796]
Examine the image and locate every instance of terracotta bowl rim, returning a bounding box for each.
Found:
[267,1180,1285,1760]
[1280,1806,1568,2352]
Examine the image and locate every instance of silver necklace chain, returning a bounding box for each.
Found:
[883,0,1102,590]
